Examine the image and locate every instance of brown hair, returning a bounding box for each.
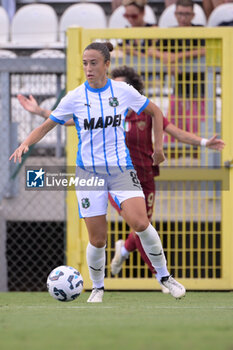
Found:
[111,66,144,94]
[176,0,194,8]
[84,42,114,62]
[122,0,147,10]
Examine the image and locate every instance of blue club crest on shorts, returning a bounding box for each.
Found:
[81,198,90,209]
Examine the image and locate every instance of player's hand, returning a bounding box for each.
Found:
[206,134,225,151]
[9,144,29,163]
[17,94,39,115]
[152,150,165,165]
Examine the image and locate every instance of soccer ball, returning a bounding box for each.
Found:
[47,265,83,302]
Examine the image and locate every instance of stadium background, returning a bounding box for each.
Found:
[0,2,233,292]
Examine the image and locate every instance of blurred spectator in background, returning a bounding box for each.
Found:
[122,0,152,28]
[118,0,155,55]
[164,0,226,19]
[149,0,205,63]
[173,0,196,26]
[1,0,16,21]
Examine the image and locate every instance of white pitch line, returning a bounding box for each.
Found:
[0,305,232,310]
[144,306,233,310]
[0,305,116,310]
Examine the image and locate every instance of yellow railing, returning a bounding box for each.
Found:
[66,27,233,290]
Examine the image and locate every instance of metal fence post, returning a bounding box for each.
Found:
[0,209,8,291]
[0,72,11,200]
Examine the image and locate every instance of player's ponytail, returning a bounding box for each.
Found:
[84,42,113,62]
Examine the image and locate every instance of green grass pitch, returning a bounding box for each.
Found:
[0,291,233,350]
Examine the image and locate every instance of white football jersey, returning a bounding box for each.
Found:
[50,79,149,174]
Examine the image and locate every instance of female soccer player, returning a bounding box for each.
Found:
[10,42,186,302]
[16,63,224,297]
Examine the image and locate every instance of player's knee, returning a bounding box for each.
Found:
[131,220,149,233]
[90,238,106,248]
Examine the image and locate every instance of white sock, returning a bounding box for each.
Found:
[155,266,170,282]
[136,224,169,280]
[121,245,129,258]
[86,242,105,289]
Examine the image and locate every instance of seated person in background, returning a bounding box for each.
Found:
[165,0,226,19]
[122,0,152,28]
[147,0,206,63]
[117,0,156,55]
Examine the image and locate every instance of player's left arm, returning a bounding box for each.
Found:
[165,123,225,150]
[143,101,165,165]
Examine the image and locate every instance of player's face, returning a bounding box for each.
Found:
[83,49,110,88]
[123,5,145,27]
[175,5,194,26]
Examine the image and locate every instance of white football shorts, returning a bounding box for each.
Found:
[75,166,145,218]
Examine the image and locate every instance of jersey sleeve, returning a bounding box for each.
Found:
[49,91,74,125]
[124,83,149,115]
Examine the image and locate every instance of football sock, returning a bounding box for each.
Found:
[154,266,170,281]
[86,242,105,289]
[121,245,130,258]
[134,233,156,274]
[136,223,169,279]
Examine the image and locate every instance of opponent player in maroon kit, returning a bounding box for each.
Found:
[109,66,225,292]
[17,66,225,292]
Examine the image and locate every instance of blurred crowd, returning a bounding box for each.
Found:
[1,0,233,26]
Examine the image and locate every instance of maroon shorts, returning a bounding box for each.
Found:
[109,170,156,221]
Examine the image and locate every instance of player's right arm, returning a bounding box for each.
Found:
[17,94,75,126]
[9,118,57,163]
